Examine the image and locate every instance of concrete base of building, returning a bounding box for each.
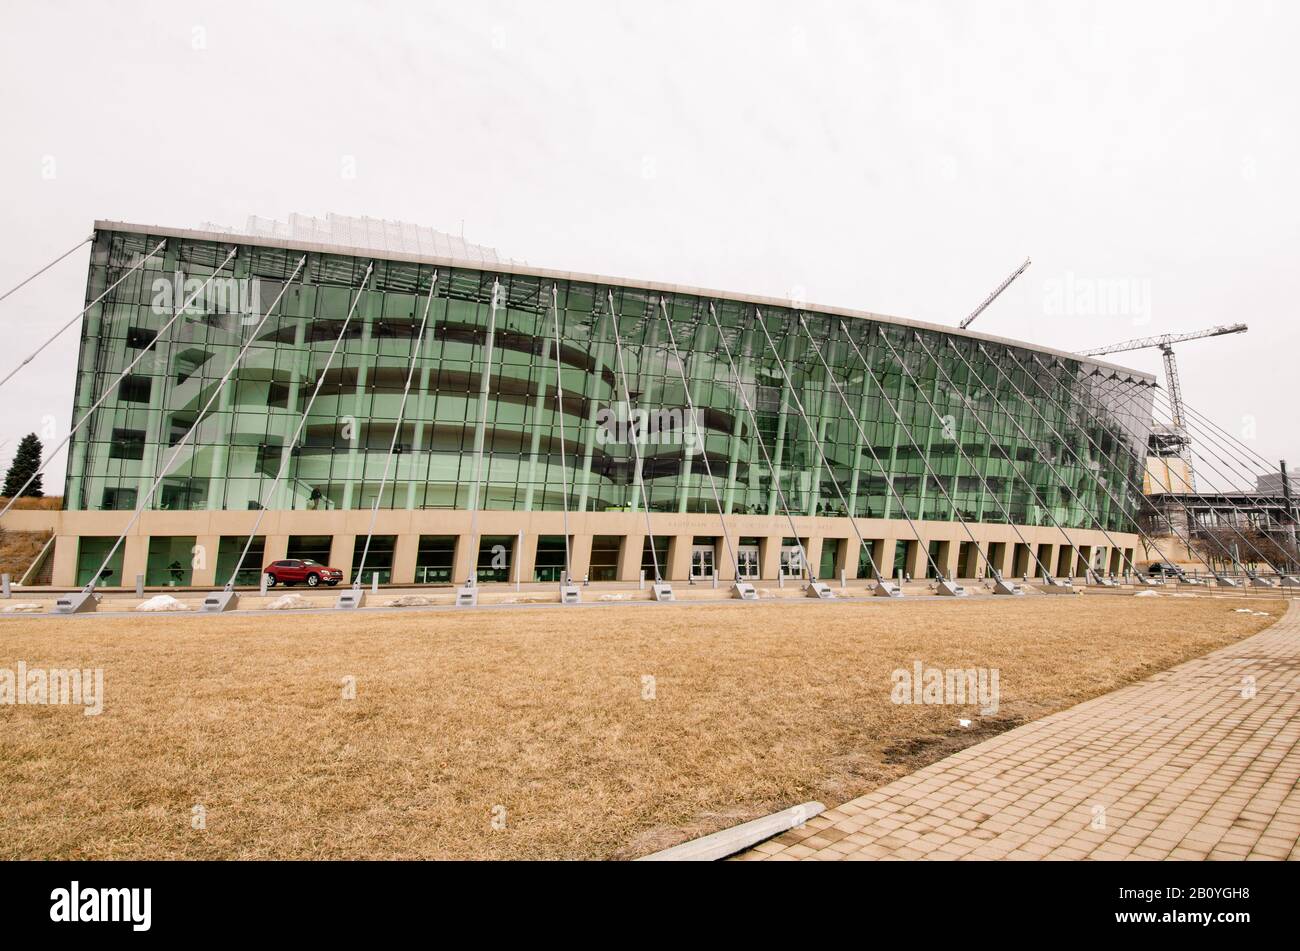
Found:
[0,507,1141,595]
[651,582,675,602]
[873,580,904,597]
[935,579,967,596]
[732,582,758,601]
[805,581,836,599]
[559,584,581,604]
[454,586,478,607]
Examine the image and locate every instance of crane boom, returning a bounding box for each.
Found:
[959,257,1031,330]
[1081,322,1247,489]
[1080,323,1247,357]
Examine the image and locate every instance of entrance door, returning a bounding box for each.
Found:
[736,545,760,579]
[780,545,805,578]
[691,544,715,579]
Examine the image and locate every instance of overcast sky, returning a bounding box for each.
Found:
[2,0,1296,492]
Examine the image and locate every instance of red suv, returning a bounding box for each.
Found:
[264,559,344,588]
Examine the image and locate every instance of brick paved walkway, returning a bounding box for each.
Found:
[742,601,1300,861]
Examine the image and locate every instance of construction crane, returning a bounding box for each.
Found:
[1080,323,1247,427]
[959,257,1031,330]
[1083,323,1247,496]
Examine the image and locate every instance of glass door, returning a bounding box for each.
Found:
[780,545,805,578]
[736,545,760,579]
[691,544,715,579]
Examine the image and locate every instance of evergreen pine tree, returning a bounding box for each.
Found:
[2,433,43,498]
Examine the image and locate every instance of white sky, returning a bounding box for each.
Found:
[2,0,1296,492]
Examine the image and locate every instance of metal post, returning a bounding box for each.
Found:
[607,291,671,600]
[549,287,579,604]
[458,279,500,609]
[1282,460,1298,573]
[705,306,822,596]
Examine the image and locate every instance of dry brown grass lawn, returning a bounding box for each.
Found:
[0,597,1284,860]
[0,495,62,510]
[0,529,52,580]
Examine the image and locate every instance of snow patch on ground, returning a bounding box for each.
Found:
[3,602,44,613]
[264,593,313,610]
[136,594,190,612]
[1134,590,1159,597]
[385,595,438,607]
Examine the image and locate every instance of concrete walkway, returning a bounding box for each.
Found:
[742,602,1300,861]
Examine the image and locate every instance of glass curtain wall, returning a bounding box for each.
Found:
[66,229,1151,534]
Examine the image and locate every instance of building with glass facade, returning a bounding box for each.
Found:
[12,221,1155,589]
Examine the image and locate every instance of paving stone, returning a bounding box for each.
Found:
[742,603,1300,862]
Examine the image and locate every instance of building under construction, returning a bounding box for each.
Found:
[1,217,1180,592]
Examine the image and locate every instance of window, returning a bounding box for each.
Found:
[588,536,621,582]
[169,416,194,447]
[476,535,513,583]
[160,478,207,510]
[119,375,151,404]
[109,429,145,460]
[216,536,265,585]
[146,536,195,586]
[126,327,157,350]
[101,486,137,510]
[416,535,456,584]
[174,349,212,385]
[353,535,395,584]
[287,536,332,564]
[75,537,123,587]
[533,535,569,582]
